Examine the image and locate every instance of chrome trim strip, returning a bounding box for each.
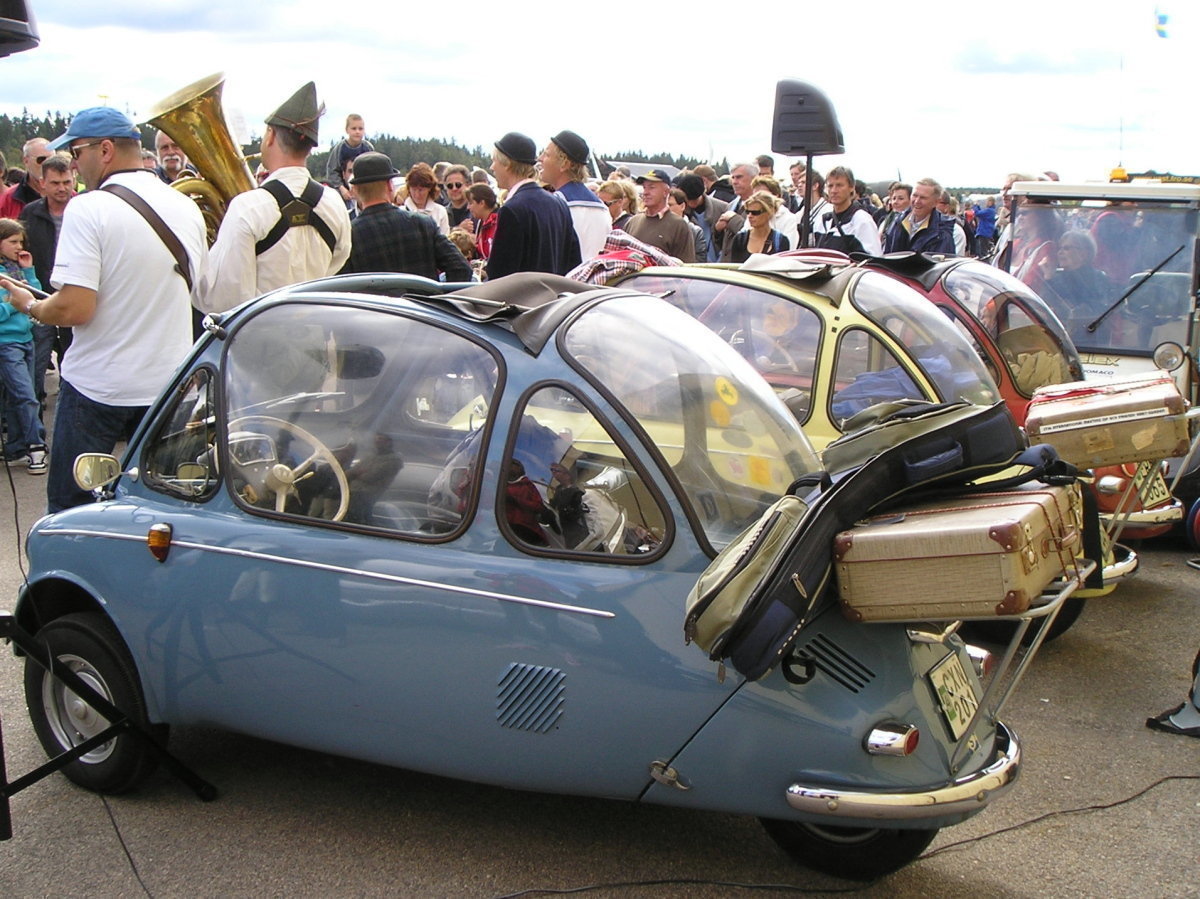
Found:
[785,722,1020,821]
[36,527,616,619]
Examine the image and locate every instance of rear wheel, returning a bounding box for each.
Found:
[1186,497,1200,550]
[23,612,164,794]
[962,595,1086,645]
[759,818,938,880]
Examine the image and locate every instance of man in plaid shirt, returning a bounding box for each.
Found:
[340,153,472,282]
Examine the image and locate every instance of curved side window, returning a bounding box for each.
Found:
[829,328,926,426]
[223,302,500,537]
[144,368,219,501]
[501,385,668,557]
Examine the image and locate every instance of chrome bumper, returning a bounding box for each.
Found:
[784,722,1020,821]
[1102,542,1139,585]
[1099,499,1183,528]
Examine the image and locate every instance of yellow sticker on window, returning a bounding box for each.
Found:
[715,377,738,406]
[748,456,770,485]
[710,401,732,427]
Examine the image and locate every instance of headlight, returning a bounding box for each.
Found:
[1153,341,1186,372]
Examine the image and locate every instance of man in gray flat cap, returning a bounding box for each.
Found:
[201,82,352,312]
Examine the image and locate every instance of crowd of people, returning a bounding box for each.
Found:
[0,81,1021,511]
[0,85,1197,738]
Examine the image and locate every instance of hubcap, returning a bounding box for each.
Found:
[41,653,116,764]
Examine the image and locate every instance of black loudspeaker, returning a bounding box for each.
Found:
[770,80,844,157]
[0,0,39,58]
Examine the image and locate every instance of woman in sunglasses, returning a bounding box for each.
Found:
[729,190,789,263]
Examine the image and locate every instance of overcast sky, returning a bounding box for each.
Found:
[3,0,1195,187]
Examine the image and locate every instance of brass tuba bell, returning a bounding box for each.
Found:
[146,72,255,241]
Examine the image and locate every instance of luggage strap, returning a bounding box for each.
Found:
[100,183,193,293]
[255,178,338,256]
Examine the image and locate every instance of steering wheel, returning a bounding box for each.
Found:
[748,329,802,373]
[228,415,350,521]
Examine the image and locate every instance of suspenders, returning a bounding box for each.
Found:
[255,178,337,256]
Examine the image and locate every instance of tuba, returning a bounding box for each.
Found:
[146,72,255,241]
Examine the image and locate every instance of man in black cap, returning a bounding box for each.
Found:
[201,82,352,313]
[487,132,581,279]
[340,152,471,282]
[624,169,696,262]
[676,174,728,263]
[538,130,607,260]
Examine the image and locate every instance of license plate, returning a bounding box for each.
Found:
[1133,463,1171,509]
[930,652,980,741]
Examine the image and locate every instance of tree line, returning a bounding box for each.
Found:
[1,111,723,182]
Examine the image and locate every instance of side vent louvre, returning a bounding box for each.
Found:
[796,633,875,693]
[497,663,565,734]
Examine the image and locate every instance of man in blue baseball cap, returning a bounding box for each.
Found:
[0,105,209,511]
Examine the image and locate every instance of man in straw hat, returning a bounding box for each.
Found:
[201,82,351,313]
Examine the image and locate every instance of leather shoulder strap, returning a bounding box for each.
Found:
[101,183,193,293]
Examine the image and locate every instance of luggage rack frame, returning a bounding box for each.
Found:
[884,561,1094,774]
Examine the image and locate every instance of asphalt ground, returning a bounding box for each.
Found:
[0,375,1197,898]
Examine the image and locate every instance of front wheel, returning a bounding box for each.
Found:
[23,612,164,794]
[759,818,938,880]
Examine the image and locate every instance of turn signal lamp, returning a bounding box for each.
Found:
[865,722,920,757]
[147,523,173,562]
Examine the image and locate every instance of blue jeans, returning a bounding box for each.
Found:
[0,340,45,457]
[32,322,55,408]
[48,379,147,513]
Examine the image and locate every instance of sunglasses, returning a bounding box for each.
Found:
[445,181,465,189]
[68,140,106,159]
[602,198,622,207]
[34,155,49,165]
[745,207,767,216]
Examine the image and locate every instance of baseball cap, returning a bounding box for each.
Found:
[47,107,141,150]
[636,168,673,185]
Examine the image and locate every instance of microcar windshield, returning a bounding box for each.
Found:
[563,295,820,547]
[849,272,1002,406]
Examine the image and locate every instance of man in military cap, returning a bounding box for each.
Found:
[340,152,471,282]
[487,132,580,279]
[200,82,352,313]
[538,130,607,260]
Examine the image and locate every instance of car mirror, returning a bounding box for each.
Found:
[73,454,121,491]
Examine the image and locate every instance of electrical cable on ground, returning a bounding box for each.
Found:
[490,773,1200,898]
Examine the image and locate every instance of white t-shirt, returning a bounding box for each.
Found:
[202,166,352,313]
[52,170,209,406]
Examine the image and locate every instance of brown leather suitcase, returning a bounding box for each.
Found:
[834,484,1083,622]
[1026,373,1190,468]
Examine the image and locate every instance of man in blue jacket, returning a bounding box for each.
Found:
[883,177,955,255]
[487,132,581,279]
